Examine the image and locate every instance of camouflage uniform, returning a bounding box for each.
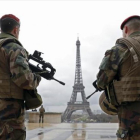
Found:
[97,31,140,140]
[0,32,41,140]
[39,106,45,123]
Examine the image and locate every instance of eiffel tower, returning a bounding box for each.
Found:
[62,38,93,121]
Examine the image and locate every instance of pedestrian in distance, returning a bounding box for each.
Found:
[39,105,45,124]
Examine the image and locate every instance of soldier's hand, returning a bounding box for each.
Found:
[92,80,103,91]
[36,74,41,82]
[46,62,53,69]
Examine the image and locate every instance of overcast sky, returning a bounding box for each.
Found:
[0,1,139,112]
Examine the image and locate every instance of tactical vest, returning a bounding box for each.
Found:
[110,36,140,105]
[0,38,23,99]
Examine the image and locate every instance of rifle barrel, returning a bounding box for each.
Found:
[52,78,65,85]
[86,89,98,99]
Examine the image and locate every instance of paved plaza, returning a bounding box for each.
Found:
[26,123,118,140]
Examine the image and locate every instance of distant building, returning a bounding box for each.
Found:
[62,38,93,122]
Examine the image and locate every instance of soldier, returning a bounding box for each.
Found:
[95,15,140,140]
[39,105,45,124]
[0,14,41,139]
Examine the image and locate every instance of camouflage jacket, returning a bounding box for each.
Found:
[0,33,41,90]
[96,31,140,90]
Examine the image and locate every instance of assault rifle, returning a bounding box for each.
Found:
[86,80,99,99]
[28,50,65,85]
[86,80,110,101]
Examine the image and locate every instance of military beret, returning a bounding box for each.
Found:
[0,14,20,25]
[120,15,140,30]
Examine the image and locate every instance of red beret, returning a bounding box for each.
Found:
[1,14,20,24]
[120,15,140,30]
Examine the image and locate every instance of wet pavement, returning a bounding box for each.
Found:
[26,123,118,140]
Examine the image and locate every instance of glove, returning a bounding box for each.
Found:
[92,80,103,91]
[43,62,56,80]
[45,62,53,69]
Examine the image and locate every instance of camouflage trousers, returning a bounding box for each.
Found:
[0,99,26,140]
[39,114,44,123]
[99,92,140,140]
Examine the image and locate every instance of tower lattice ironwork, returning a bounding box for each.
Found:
[62,38,93,121]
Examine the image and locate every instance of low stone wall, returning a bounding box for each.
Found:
[28,112,62,123]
